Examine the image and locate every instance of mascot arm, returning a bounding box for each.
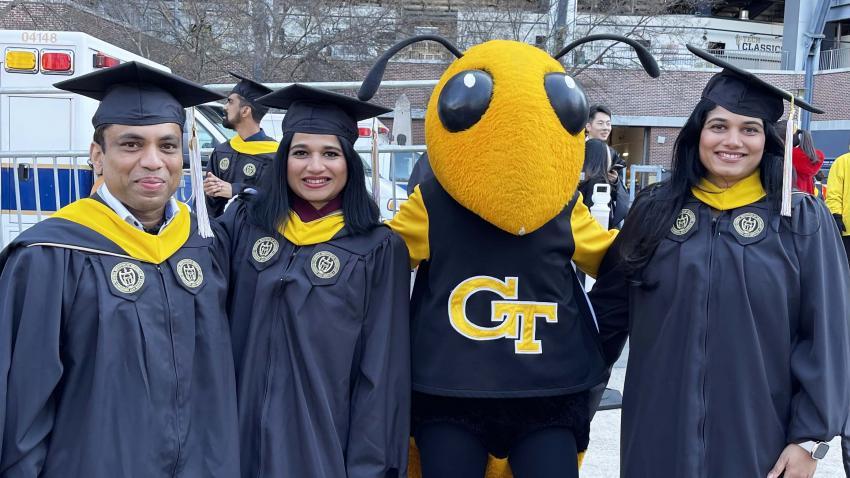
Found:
[387,185,430,268]
[571,193,618,278]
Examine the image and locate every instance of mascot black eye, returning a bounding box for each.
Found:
[437,70,493,132]
[544,73,589,135]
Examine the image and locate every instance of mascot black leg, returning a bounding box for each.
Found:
[508,427,579,478]
[415,422,489,478]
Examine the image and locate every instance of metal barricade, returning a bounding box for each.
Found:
[1,151,92,248]
[628,164,666,204]
[353,144,427,217]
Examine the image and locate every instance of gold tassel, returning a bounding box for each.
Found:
[781,99,795,217]
[187,107,214,238]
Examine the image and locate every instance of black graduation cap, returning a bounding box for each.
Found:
[687,44,823,122]
[229,71,272,102]
[54,61,224,128]
[256,84,391,144]
[229,71,272,117]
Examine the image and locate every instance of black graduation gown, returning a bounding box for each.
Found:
[206,133,277,217]
[590,193,850,478]
[0,208,239,477]
[215,203,411,478]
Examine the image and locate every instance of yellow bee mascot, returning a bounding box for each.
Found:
[361,34,659,478]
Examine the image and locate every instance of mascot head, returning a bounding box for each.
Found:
[360,35,659,235]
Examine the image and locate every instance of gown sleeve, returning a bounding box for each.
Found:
[786,195,850,443]
[0,246,68,476]
[346,232,411,478]
[211,201,251,283]
[587,234,631,367]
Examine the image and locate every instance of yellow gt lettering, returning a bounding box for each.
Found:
[448,276,558,354]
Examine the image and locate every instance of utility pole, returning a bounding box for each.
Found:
[552,0,577,55]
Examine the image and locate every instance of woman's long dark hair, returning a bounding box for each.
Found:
[797,129,819,165]
[247,131,381,235]
[617,98,785,281]
[580,138,611,188]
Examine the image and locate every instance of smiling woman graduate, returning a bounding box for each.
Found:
[0,63,239,477]
[214,84,411,478]
[589,46,850,478]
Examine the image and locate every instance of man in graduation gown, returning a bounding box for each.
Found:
[0,62,240,477]
[204,71,279,217]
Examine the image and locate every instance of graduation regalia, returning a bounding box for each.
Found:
[206,72,278,217]
[206,133,278,216]
[0,61,238,478]
[0,198,239,477]
[591,182,850,477]
[217,84,410,478]
[215,202,410,478]
[589,46,850,477]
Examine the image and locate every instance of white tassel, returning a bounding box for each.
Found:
[187,107,214,238]
[780,102,796,217]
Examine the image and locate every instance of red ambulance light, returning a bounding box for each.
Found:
[93,52,120,68]
[378,126,389,135]
[41,51,73,74]
[358,127,372,137]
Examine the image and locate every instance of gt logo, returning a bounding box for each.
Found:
[448,276,557,354]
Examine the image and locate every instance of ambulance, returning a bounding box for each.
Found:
[0,31,224,245]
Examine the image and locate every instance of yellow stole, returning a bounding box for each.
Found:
[52,198,191,264]
[229,135,279,155]
[280,210,345,246]
[691,171,766,211]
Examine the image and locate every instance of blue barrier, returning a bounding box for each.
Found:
[2,167,195,212]
[1,166,93,211]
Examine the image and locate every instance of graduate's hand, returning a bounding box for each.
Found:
[766,444,817,478]
[203,172,233,198]
[203,172,219,196]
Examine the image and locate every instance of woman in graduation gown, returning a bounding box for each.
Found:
[214,84,411,478]
[589,45,850,478]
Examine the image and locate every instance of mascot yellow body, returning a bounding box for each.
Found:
[360,33,659,478]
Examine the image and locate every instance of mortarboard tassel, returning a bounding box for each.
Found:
[780,100,796,217]
[370,118,381,206]
[187,107,214,238]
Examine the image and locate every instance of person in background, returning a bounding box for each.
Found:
[827,149,850,269]
[579,138,618,227]
[586,104,629,227]
[204,71,278,217]
[792,129,825,195]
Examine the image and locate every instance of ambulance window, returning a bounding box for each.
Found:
[392,152,416,181]
[196,123,216,149]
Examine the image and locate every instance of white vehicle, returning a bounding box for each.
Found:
[0,31,231,245]
[198,104,407,219]
[0,30,172,151]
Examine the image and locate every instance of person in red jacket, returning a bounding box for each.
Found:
[792,129,825,194]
